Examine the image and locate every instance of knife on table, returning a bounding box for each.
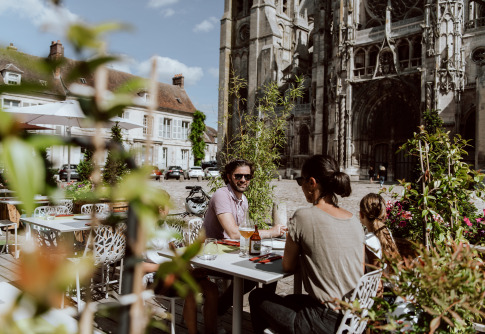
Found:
[258,255,283,264]
[250,253,273,262]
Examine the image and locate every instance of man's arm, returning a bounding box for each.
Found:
[282,234,299,273]
[217,212,241,239]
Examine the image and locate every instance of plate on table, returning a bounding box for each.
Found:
[272,240,286,250]
[73,215,91,220]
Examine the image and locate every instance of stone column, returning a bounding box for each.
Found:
[217,0,233,155]
[476,63,485,169]
[338,95,346,166]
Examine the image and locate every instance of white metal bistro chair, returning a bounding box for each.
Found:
[68,224,126,312]
[31,205,69,250]
[336,267,384,334]
[80,203,110,215]
[58,199,74,213]
[149,218,204,334]
[0,220,18,258]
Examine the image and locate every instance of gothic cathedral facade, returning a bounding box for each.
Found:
[218,0,485,180]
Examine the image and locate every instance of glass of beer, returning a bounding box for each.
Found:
[238,219,254,257]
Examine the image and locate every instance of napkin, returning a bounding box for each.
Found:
[56,214,74,217]
[217,240,240,247]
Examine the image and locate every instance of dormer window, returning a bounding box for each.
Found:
[80,78,87,84]
[175,98,182,104]
[6,72,20,85]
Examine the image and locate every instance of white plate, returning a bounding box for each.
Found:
[272,240,286,250]
[73,215,91,220]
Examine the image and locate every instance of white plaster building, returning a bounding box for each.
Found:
[0,41,207,171]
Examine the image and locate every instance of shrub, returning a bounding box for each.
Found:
[368,239,485,333]
[383,110,484,246]
[63,180,95,202]
[211,74,304,226]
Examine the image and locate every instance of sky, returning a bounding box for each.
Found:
[0,0,222,129]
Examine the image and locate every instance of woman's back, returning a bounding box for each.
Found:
[289,206,364,305]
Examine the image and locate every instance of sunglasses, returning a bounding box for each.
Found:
[295,176,306,186]
[234,173,253,181]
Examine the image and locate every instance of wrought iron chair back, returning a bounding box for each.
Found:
[81,203,110,215]
[336,267,384,334]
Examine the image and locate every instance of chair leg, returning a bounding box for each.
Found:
[14,224,18,258]
[76,269,81,313]
[105,265,110,299]
[5,228,9,254]
[118,259,124,295]
[170,298,176,334]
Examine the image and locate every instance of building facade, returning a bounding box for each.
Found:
[218,0,484,180]
[0,41,210,171]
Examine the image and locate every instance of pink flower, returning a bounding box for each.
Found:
[476,218,482,223]
[464,217,472,227]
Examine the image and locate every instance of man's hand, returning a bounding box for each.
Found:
[261,224,288,239]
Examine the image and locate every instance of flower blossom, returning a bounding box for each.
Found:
[464,217,472,227]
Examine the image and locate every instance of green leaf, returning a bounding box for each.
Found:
[1,138,45,215]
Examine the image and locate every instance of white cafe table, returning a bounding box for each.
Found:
[20,215,92,250]
[159,245,292,334]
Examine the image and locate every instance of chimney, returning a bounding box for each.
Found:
[172,74,184,89]
[7,43,17,51]
[48,40,64,60]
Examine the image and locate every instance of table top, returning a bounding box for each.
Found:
[21,216,92,233]
[0,196,49,205]
[159,247,288,285]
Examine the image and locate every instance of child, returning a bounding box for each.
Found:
[359,193,400,269]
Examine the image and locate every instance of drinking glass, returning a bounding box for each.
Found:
[46,212,56,220]
[200,238,218,260]
[238,219,254,257]
[261,238,273,255]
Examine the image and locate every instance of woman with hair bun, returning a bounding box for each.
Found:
[249,155,365,334]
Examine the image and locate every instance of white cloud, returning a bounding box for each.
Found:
[207,67,219,78]
[136,56,203,86]
[107,54,137,74]
[0,0,79,33]
[163,8,175,17]
[147,0,179,8]
[193,17,218,33]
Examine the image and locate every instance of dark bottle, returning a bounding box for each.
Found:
[249,224,261,255]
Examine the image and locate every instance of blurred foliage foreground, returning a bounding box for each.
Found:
[0,17,201,334]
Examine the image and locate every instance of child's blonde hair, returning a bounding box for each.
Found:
[360,193,400,263]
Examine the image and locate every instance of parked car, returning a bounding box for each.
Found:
[204,167,220,179]
[164,166,184,180]
[149,166,162,180]
[186,166,205,179]
[59,164,79,181]
[201,160,218,170]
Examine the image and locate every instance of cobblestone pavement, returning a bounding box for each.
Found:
[153,178,403,218]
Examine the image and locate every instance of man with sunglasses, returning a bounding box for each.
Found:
[203,159,284,240]
[203,159,285,320]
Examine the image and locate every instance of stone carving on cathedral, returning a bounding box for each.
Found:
[472,47,485,64]
[425,81,434,111]
[375,49,398,76]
